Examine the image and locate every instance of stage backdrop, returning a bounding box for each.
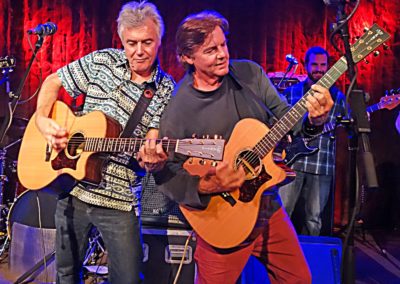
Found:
[1,0,399,229]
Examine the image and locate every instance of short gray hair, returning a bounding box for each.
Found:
[117,1,165,41]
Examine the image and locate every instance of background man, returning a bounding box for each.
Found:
[279,46,346,236]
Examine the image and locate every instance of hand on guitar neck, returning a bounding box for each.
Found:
[136,130,168,173]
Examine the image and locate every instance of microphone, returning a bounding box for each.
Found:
[285,54,298,65]
[27,22,57,36]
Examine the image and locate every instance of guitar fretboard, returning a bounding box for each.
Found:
[72,138,178,152]
[254,57,349,158]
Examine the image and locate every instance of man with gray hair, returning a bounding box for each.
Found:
[35,1,174,283]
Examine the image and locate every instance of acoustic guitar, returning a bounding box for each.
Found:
[17,100,225,190]
[181,24,390,249]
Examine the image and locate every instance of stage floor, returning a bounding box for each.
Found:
[0,228,399,283]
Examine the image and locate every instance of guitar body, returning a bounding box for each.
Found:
[17,101,121,190]
[181,118,289,249]
[283,137,319,166]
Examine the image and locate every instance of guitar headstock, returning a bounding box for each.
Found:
[0,56,16,69]
[176,138,225,160]
[351,24,391,64]
[379,90,400,110]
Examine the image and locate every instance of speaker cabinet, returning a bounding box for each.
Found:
[239,235,342,284]
[142,227,196,284]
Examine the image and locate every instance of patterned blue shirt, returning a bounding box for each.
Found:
[57,48,175,211]
[283,81,346,175]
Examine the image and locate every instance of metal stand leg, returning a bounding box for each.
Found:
[0,235,8,257]
[83,227,106,266]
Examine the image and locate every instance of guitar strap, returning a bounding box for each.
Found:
[120,72,164,176]
[120,81,157,138]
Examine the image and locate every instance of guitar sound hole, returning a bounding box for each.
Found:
[234,149,262,180]
[66,132,85,158]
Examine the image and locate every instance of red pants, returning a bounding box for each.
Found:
[194,207,312,284]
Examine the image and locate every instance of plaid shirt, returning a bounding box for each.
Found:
[57,48,175,212]
[283,81,346,175]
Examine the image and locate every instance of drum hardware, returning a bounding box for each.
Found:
[83,227,108,280]
[0,149,9,234]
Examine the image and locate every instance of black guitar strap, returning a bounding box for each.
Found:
[120,81,157,138]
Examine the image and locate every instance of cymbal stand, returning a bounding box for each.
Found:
[0,149,9,258]
[0,149,8,230]
[83,227,106,266]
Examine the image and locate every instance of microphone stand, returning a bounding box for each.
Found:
[277,62,295,90]
[0,35,50,280]
[0,35,45,145]
[334,2,379,284]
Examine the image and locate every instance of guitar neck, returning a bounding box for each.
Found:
[366,103,381,113]
[255,57,348,157]
[83,138,177,153]
[303,100,382,143]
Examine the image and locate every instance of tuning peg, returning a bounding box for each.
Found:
[363,27,369,32]
[199,159,206,165]
[385,89,390,96]
[390,89,396,95]
[354,36,360,41]
[187,157,193,164]
[363,59,369,64]
[211,161,218,167]
[383,43,390,50]
[192,133,197,138]
[214,134,219,139]
[373,51,380,57]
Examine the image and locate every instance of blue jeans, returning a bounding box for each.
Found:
[55,196,143,284]
[279,172,332,236]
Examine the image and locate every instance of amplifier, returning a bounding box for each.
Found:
[142,227,197,284]
[141,174,190,229]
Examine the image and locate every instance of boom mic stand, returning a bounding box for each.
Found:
[1,35,53,282]
[332,2,379,284]
[0,35,45,145]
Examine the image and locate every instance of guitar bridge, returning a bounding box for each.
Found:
[45,144,52,162]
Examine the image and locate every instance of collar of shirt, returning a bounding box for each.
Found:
[115,53,164,90]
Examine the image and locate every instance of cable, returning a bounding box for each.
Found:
[340,164,361,282]
[173,230,194,284]
[36,192,49,283]
[329,0,361,55]
[16,34,43,105]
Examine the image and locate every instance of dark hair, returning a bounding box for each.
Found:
[175,10,229,69]
[304,46,329,65]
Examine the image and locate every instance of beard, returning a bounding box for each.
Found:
[308,71,325,83]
